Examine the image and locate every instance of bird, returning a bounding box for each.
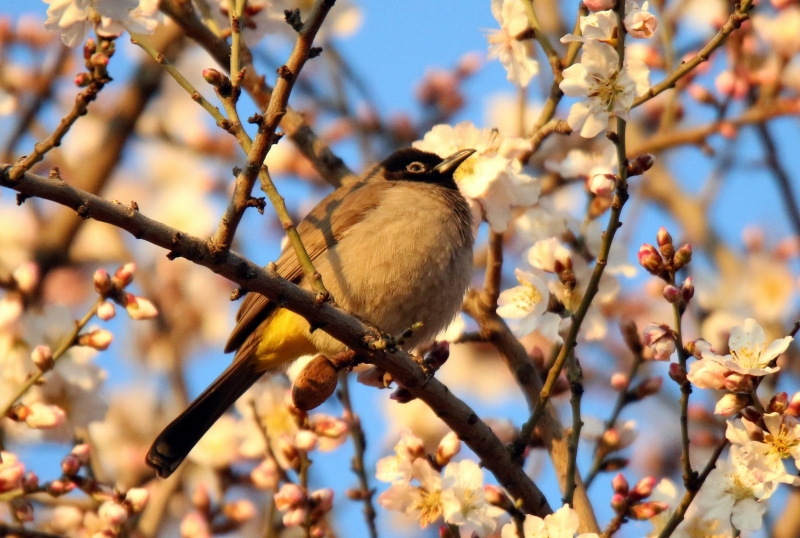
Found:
[146,146,477,478]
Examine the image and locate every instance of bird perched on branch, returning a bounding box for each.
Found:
[146,146,476,478]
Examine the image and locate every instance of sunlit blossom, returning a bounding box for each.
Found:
[486,0,539,87]
[43,0,161,47]
[496,268,549,337]
[501,503,600,537]
[377,458,445,528]
[700,318,792,377]
[441,460,503,537]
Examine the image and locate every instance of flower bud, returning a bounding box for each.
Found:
[435,432,461,466]
[294,430,318,452]
[769,392,789,414]
[681,277,694,302]
[610,373,630,391]
[627,154,655,176]
[311,415,348,439]
[686,339,713,360]
[83,38,96,59]
[638,244,663,274]
[588,174,617,198]
[90,52,109,68]
[275,484,305,510]
[0,456,25,494]
[688,84,718,105]
[310,488,334,513]
[251,458,280,491]
[629,476,656,502]
[125,488,150,513]
[662,285,681,304]
[97,301,116,321]
[723,373,753,393]
[668,363,686,385]
[11,498,34,523]
[125,295,159,320]
[78,329,113,350]
[277,435,300,470]
[629,501,669,520]
[98,501,128,525]
[12,263,38,294]
[584,0,615,11]
[715,393,749,417]
[656,227,672,248]
[483,484,511,509]
[70,443,91,464]
[202,68,227,87]
[61,454,81,476]
[600,457,629,472]
[642,323,675,361]
[424,341,450,371]
[612,473,629,495]
[283,507,307,527]
[113,263,136,288]
[624,4,658,39]
[21,471,38,493]
[673,244,693,270]
[46,479,75,497]
[611,493,627,514]
[93,269,113,295]
[223,499,256,523]
[180,512,210,538]
[356,366,388,388]
[633,377,663,400]
[25,403,66,429]
[31,345,54,371]
[74,72,92,87]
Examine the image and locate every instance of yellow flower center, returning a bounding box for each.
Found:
[590,71,624,111]
[514,279,543,311]
[731,345,765,369]
[412,488,443,528]
[765,424,799,458]
[453,154,478,183]
[726,471,754,502]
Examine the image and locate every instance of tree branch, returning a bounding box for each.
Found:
[0,165,553,518]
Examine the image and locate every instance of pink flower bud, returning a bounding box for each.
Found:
[662,285,681,303]
[275,484,305,511]
[668,363,686,384]
[11,498,34,523]
[46,479,75,497]
[251,458,280,491]
[79,329,113,350]
[629,501,669,520]
[723,373,753,393]
[223,499,256,523]
[638,244,663,274]
[125,487,150,513]
[31,345,54,371]
[277,435,300,469]
[202,68,227,87]
[612,473,629,495]
[715,393,749,417]
[283,507,307,527]
[97,301,116,321]
[673,244,693,269]
[90,52,109,68]
[611,373,630,391]
[686,339,713,360]
[584,0,615,11]
[627,154,656,176]
[681,277,694,301]
[74,72,92,87]
[25,403,66,429]
[191,484,210,513]
[588,174,617,197]
[310,488,334,513]
[455,51,482,78]
[715,71,748,100]
[70,443,91,464]
[602,429,621,451]
[61,454,81,476]
[21,471,38,493]
[642,323,675,361]
[788,392,800,417]
[180,512,210,538]
[656,227,672,248]
[611,492,627,514]
[483,485,510,508]
[93,269,113,295]
[624,4,658,39]
[98,501,128,525]
[0,454,25,494]
[12,263,38,294]
[311,416,348,439]
[629,476,656,502]
[688,84,717,105]
[402,431,427,460]
[435,432,461,466]
[294,430,318,452]
[125,295,158,320]
[114,263,136,288]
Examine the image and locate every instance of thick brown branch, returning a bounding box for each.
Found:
[0,166,552,518]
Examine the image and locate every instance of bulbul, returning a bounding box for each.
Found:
[146,147,476,478]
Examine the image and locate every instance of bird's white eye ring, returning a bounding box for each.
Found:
[406,162,425,173]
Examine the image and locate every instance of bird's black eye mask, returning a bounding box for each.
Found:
[380,147,459,190]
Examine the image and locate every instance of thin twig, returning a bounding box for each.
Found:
[337,372,379,538]
[0,296,103,419]
[672,296,696,489]
[631,0,754,108]
[564,353,584,507]
[755,122,800,241]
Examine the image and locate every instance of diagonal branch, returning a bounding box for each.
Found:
[0,165,553,518]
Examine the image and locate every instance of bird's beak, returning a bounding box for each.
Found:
[433,149,477,175]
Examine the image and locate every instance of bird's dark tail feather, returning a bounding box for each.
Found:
[146,359,262,478]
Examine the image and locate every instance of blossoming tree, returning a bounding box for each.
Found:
[1,0,800,537]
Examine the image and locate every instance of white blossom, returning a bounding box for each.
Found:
[700,318,792,377]
[560,40,650,138]
[441,460,503,537]
[377,458,445,528]
[624,1,658,39]
[43,0,161,47]
[497,268,549,337]
[500,504,599,537]
[487,0,539,87]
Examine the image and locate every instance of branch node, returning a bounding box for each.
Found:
[284,8,304,32]
[308,47,323,59]
[277,65,293,80]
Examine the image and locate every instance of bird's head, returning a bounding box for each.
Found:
[379,147,476,190]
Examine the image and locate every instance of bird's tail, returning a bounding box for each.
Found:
[146,358,262,478]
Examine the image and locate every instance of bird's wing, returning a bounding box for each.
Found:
[223,178,387,354]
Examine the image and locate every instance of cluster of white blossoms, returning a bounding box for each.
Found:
[43,0,162,47]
